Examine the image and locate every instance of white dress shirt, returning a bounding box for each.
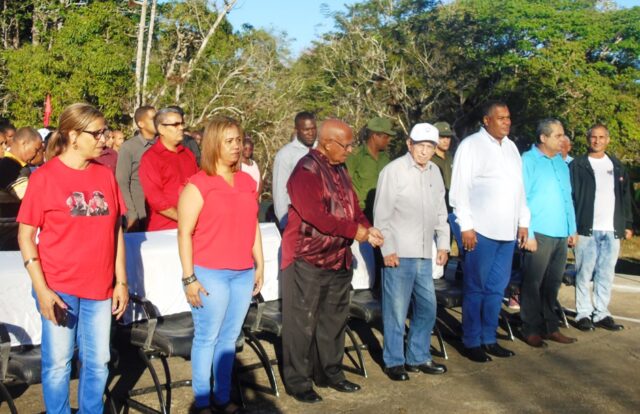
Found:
[272,137,313,223]
[449,127,530,241]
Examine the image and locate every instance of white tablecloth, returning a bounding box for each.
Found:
[0,223,283,345]
[0,251,42,346]
[123,223,282,323]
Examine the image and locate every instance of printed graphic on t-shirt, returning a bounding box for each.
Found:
[66,191,110,216]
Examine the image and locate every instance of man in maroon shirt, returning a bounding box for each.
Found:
[139,107,198,231]
[281,119,384,404]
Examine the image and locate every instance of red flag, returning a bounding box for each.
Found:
[43,94,52,127]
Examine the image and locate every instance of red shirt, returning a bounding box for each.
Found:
[281,150,370,270]
[17,157,126,300]
[139,140,198,231]
[95,148,118,174]
[189,170,258,270]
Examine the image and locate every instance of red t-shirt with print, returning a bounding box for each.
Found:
[189,170,258,270]
[17,157,126,300]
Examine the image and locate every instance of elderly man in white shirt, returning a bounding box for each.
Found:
[449,101,530,363]
[272,111,317,230]
[374,123,450,382]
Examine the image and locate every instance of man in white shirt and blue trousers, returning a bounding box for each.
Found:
[374,123,450,381]
[450,101,530,363]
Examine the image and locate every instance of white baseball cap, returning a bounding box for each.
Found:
[409,123,439,145]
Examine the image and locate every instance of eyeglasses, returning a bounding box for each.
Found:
[161,121,186,128]
[330,139,354,151]
[83,128,110,140]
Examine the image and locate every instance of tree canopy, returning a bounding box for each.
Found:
[0,0,638,165]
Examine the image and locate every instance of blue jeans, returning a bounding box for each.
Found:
[39,292,112,414]
[462,233,515,348]
[574,231,620,322]
[382,258,436,367]
[190,266,253,408]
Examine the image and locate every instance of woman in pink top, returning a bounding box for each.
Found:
[240,137,262,195]
[178,116,263,414]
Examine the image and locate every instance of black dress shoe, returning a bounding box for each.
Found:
[322,379,361,393]
[465,346,492,363]
[484,343,515,358]
[405,361,447,375]
[576,317,595,331]
[594,316,624,331]
[288,389,323,404]
[384,365,410,381]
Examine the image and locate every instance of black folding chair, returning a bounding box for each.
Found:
[0,323,117,414]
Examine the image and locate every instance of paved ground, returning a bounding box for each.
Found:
[4,272,640,414]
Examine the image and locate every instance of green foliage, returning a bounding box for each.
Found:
[3,1,135,126]
[296,0,640,162]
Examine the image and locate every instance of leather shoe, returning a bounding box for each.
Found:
[484,343,515,358]
[524,335,547,348]
[465,346,492,363]
[594,316,624,331]
[543,331,577,344]
[288,389,322,404]
[405,361,447,375]
[576,317,595,331]
[384,365,410,381]
[321,379,361,393]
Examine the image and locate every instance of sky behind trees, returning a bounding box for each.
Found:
[227,0,640,56]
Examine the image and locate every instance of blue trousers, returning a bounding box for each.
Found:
[190,266,254,408]
[574,231,620,322]
[382,258,436,367]
[39,292,112,414]
[462,233,515,348]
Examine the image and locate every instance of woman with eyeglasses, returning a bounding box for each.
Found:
[178,116,263,414]
[17,103,128,413]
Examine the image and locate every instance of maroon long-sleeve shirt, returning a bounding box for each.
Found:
[281,149,371,270]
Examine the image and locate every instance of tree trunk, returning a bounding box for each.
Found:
[134,0,148,109]
[141,0,157,105]
[151,0,238,105]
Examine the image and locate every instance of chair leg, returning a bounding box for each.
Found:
[432,324,448,360]
[126,349,169,414]
[0,382,18,414]
[556,300,569,328]
[500,308,515,341]
[344,325,367,378]
[242,329,280,397]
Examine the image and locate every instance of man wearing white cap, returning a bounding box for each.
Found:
[449,101,530,363]
[374,123,450,381]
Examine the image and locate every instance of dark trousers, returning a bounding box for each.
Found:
[520,233,568,337]
[281,259,352,393]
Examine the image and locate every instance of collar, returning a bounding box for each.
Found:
[480,127,508,145]
[533,145,561,161]
[135,133,156,147]
[3,151,27,167]
[293,136,316,149]
[402,152,430,171]
[155,139,185,154]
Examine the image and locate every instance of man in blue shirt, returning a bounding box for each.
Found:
[520,119,578,348]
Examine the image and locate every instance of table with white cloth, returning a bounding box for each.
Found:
[0,223,283,346]
[123,223,283,323]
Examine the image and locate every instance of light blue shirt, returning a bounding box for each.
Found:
[522,146,576,239]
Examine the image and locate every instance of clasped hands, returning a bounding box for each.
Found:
[355,224,384,248]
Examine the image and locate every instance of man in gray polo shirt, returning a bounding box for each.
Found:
[374,122,450,382]
[116,105,156,231]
